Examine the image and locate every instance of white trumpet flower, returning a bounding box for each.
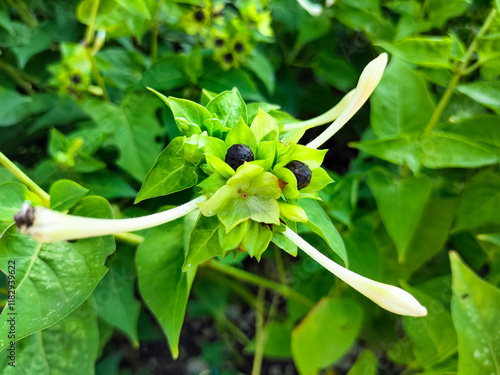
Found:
[282,53,388,149]
[282,227,427,317]
[14,196,207,244]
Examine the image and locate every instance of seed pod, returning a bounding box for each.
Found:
[71,74,81,84]
[285,160,312,189]
[224,53,234,63]
[225,144,254,170]
[215,38,224,47]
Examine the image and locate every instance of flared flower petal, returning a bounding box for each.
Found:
[283,227,427,317]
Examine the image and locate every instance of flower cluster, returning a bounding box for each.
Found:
[176,0,273,69]
[15,53,427,317]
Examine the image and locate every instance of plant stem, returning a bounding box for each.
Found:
[7,0,37,28]
[251,287,265,375]
[206,260,315,307]
[86,48,110,102]
[114,232,144,245]
[0,151,50,207]
[150,0,164,63]
[0,59,35,95]
[274,247,287,284]
[84,0,101,45]
[423,8,497,136]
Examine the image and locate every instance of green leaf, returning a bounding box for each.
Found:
[299,199,348,266]
[246,320,293,358]
[402,198,459,275]
[347,351,377,375]
[371,59,435,138]
[454,171,500,231]
[141,56,190,90]
[422,132,500,169]
[312,53,358,91]
[84,93,164,181]
[207,88,247,128]
[291,298,363,375]
[49,179,89,212]
[225,119,258,153]
[183,214,222,271]
[115,0,150,19]
[137,218,196,358]
[426,0,472,28]
[240,220,273,260]
[250,109,279,142]
[136,137,198,203]
[438,115,500,147]
[450,252,500,375]
[402,283,457,369]
[368,169,432,262]
[0,298,99,373]
[0,196,115,352]
[199,65,264,101]
[0,183,27,221]
[0,88,53,127]
[457,81,500,111]
[95,247,140,348]
[168,97,213,129]
[376,37,452,68]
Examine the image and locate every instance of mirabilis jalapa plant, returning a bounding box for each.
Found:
[15,53,427,318]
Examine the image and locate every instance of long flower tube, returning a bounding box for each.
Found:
[282,227,427,317]
[14,196,207,243]
[306,53,388,149]
[282,90,355,131]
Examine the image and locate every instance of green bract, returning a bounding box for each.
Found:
[140,87,334,261]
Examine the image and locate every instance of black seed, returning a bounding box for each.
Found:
[194,10,205,21]
[224,53,234,63]
[235,43,244,53]
[71,74,81,84]
[285,160,312,190]
[215,38,224,47]
[225,144,254,170]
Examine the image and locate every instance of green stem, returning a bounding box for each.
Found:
[114,232,144,245]
[274,247,287,284]
[150,0,164,63]
[7,0,37,28]
[206,260,315,307]
[86,48,110,102]
[251,287,265,375]
[84,0,101,45]
[0,59,35,95]
[200,268,259,309]
[423,8,497,136]
[0,151,50,207]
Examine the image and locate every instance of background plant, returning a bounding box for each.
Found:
[0,0,500,374]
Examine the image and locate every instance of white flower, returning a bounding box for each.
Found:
[283,227,427,317]
[283,53,388,149]
[14,196,206,243]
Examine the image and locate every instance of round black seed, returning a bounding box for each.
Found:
[194,10,205,21]
[234,43,244,53]
[224,53,234,63]
[285,160,312,190]
[215,38,224,47]
[71,74,81,84]
[225,144,254,170]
